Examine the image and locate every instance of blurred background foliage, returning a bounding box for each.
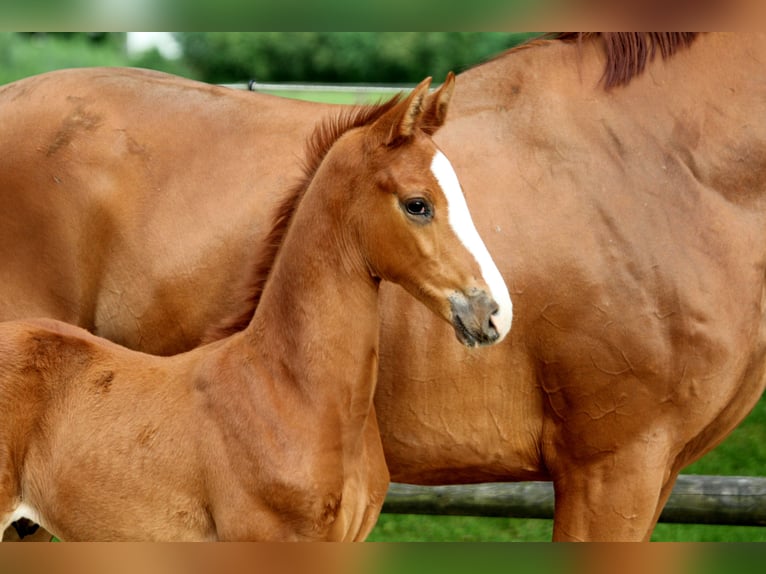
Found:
[0,32,190,84]
[177,32,537,83]
[0,32,539,86]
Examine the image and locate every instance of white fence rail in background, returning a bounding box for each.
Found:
[383,475,766,526]
[224,80,410,94]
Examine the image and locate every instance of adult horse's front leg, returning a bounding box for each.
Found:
[547,437,676,541]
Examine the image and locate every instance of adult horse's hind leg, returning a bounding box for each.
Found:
[548,439,673,541]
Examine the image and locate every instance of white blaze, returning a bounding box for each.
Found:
[430,150,513,340]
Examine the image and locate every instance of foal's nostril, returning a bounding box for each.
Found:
[486,321,500,342]
[487,299,501,329]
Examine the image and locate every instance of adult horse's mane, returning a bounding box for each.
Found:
[481,33,698,89]
[556,32,699,88]
[204,94,403,342]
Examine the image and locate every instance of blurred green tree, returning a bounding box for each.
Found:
[175,32,539,84]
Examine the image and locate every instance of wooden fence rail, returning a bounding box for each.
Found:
[383,475,766,526]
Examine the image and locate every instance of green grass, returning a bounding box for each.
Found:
[368,514,552,542]
[0,33,194,86]
[0,33,126,85]
[368,515,766,543]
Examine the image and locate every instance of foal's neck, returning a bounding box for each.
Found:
[240,177,380,415]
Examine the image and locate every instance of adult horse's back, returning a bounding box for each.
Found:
[2,34,766,540]
[0,67,330,354]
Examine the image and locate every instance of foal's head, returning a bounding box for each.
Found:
[319,74,512,346]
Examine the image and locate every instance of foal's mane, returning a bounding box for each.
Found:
[204,95,403,342]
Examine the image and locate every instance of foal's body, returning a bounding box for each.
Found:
[0,76,510,541]
[2,319,383,541]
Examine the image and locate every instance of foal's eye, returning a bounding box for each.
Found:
[404,198,432,218]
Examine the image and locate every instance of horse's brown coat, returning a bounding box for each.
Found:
[1,33,765,540]
[0,76,507,541]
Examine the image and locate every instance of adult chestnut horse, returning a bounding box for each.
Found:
[0,76,511,541]
[1,33,765,541]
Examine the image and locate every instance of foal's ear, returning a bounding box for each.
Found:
[373,76,432,146]
[420,72,455,135]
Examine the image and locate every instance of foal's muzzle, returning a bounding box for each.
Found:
[449,289,503,348]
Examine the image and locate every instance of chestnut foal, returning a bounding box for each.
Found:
[0,75,511,541]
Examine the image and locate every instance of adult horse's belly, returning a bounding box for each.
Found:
[374,282,546,484]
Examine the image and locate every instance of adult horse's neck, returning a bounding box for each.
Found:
[448,34,766,206]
